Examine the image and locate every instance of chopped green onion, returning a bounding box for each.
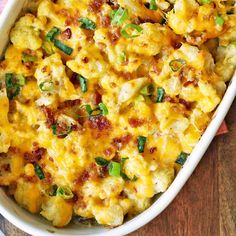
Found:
[56,186,74,199]
[111,7,128,25]
[149,0,157,10]
[137,136,147,153]
[54,39,73,55]
[121,24,143,39]
[118,51,127,64]
[95,157,109,166]
[98,103,109,116]
[34,164,45,180]
[77,75,87,93]
[120,172,130,181]
[175,152,189,166]
[202,0,211,4]
[140,84,154,96]
[42,41,54,55]
[79,18,96,30]
[46,27,60,42]
[39,81,54,92]
[52,123,72,137]
[169,59,186,72]
[108,161,121,177]
[156,87,165,103]
[16,74,26,86]
[22,53,37,63]
[84,104,93,116]
[215,15,224,26]
[5,73,21,100]
[48,185,58,196]
[121,157,129,167]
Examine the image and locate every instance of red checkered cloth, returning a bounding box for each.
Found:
[0,0,228,135]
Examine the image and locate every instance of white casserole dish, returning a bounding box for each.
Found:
[0,0,235,235]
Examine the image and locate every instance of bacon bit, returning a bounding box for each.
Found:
[24,148,46,163]
[112,134,132,150]
[149,147,157,154]
[128,118,145,128]
[183,80,198,87]
[42,172,53,184]
[172,41,182,49]
[23,61,34,69]
[60,28,72,40]
[164,95,176,103]
[21,174,38,183]
[70,72,79,85]
[5,183,17,196]
[100,15,111,27]
[88,116,111,131]
[108,29,121,45]
[89,0,104,12]
[106,0,119,9]
[179,98,192,110]
[91,90,102,105]
[40,106,55,128]
[49,156,54,162]
[58,99,80,109]
[82,57,89,63]
[84,29,95,42]
[75,170,90,185]
[104,147,113,156]
[1,163,10,172]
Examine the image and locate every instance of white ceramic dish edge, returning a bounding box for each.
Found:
[0,1,235,236]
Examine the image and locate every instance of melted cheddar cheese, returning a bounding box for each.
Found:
[0,0,235,228]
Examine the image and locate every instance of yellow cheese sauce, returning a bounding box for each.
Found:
[0,0,235,227]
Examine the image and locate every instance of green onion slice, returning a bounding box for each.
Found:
[111,7,128,25]
[22,53,37,63]
[215,15,224,26]
[52,122,72,137]
[121,24,143,39]
[79,18,96,30]
[39,81,54,92]
[46,27,60,42]
[95,157,109,166]
[175,152,189,166]
[169,59,186,72]
[149,0,157,10]
[16,74,26,86]
[56,186,74,199]
[77,75,87,93]
[140,84,154,96]
[137,136,147,153]
[202,0,211,4]
[98,103,109,116]
[156,87,165,103]
[5,73,22,100]
[34,164,45,180]
[108,161,121,177]
[54,39,73,55]
[118,51,127,64]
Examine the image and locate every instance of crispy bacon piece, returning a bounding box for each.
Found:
[100,15,111,27]
[91,90,102,105]
[128,118,145,128]
[58,99,80,109]
[149,147,157,154]
[20,174,38,183]
[61,28,72,40]
[108,29,121,45]
[179,98,192,110]
[75,170,90,185]
[1,163,10,172]
[89,0,105,12]
[112,134,132,150]
[183,80,198,87]
[24,147,46,163]
[88,116,111,131]
[40,106,55,128]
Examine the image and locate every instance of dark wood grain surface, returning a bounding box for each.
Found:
[1,100,236,236]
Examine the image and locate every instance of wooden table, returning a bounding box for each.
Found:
[1,100,236,236]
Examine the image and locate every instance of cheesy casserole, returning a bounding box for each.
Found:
[0,0,235,228]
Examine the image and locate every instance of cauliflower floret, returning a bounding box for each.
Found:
[35,53,78,106]
[92,203,124,226]
[118,77,148,103]
[10,14,45,50]
[14,179,42,213]
[40,196,73,227]
[152,167,175,193]
[127,23,173,56]
[215,44,236,82]
[67,45,108,79]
